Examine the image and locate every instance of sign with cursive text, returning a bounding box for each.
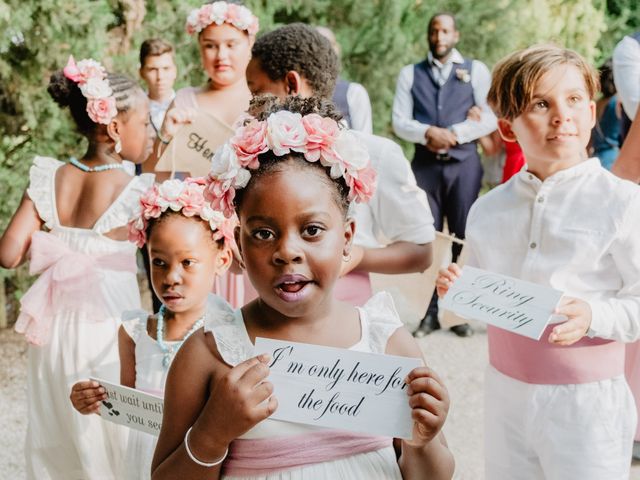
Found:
[90,378,164,436]
[441,266,563,340]
[254,337,421,439]
[155,111,234,177]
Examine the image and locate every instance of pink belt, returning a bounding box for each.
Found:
[15,231,137,346]
[222,430,392,476]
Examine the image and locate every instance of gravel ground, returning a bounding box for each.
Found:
[2,322,640,479]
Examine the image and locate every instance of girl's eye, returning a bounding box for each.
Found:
[304,225,323,237]
[152,258,166,267]
[182,259,195,267]
[532,100,548,110]
[252,229,274,241]
[568,95,582,104]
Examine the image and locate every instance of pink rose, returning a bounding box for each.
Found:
[212,215,238,246]
[346,165,377,203]
[226,3,240,23]
[266,110,308,156]
[204,177,236,218]
[86,97,117,125]
[178,183,206,217]
[128,218,147,248]
[231,119,268,168]
[76,59,106,84]
[302,114,340,162]
[197,4,214,28]
[140,185,165,219]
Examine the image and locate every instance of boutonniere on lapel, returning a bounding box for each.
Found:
[455,68,471,83]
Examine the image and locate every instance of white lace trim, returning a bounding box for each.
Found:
[204,291,403,364]
[93,173,155,234]
[27,156,63,229]
[121,309,150,344]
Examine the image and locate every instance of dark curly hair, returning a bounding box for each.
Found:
[47,69,143,135]
[235,95,350,217]
[251,23,339,99]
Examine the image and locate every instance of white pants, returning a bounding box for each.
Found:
[485,366,636,480]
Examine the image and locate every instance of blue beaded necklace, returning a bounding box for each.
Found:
[156,305,204,369]
[69,157,126,172]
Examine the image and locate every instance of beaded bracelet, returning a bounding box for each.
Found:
[156,130,171,145]
[184,427,228,468]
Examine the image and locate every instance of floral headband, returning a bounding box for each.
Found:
[128,177,238,248]
[186,2,259,36]
[204,110,377,218]
[63,55,117,125]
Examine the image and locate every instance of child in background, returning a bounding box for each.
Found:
[0,56,154,479]
[151,96,454,479]
[437,45,640,479]
[590,59,621,170]
[70,178,234,479]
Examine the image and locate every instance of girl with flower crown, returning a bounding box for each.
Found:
[70,178,235,480]
[143,0,260,311]
[151,97,455,479]
[0,57,154,478]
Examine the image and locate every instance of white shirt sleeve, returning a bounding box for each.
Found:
[450,60,497,144]
[392,65,429,145]
[368,136,436,244]
[613,36,640,120]
[587,192,640,342]
[346,83,373,134]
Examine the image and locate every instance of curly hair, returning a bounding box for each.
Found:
[251,23,339,99]
[235,95,350,217]
[47,70,143,135]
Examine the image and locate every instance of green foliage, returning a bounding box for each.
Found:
[0,0,634,319]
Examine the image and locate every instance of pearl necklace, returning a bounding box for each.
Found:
[156,305,204,369]
[69,157,126,172]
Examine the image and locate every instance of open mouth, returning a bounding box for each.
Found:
[274,274,314,302]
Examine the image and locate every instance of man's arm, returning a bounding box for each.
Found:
[392,65,430,144]
[449,60,497,144]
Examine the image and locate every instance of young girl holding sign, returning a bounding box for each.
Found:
[151,97,454,479]
[436,46,640,479]
[70,177,235,479]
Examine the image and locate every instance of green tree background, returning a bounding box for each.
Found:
[0,0,638,322]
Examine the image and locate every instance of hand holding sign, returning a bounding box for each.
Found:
[405,366,450,447]
[548,297,592,346]
[70,380,107,415]
[197,354,276,449]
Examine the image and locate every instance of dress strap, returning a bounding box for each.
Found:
[121,310,151,344]
[203,294,253,366]
[358,292,404,354]
[27,156,64,229]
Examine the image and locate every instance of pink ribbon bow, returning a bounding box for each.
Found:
[63,55,83,83]
[14,231,137,346]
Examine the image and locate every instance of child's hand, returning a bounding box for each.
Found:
[404,367,449,447]
[201,354,277,447]
[435,263,462,298]
[70,380,106,415]
[548,297,592,346]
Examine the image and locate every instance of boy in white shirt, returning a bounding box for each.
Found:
[437,45,640,479]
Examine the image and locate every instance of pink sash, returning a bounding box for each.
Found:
[15,231,137,346]
[222,430,392,476]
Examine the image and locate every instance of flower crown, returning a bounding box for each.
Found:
[128,177,238,248]
[186,2,259,36]
[63,55,118,125]
[204,110,377,218]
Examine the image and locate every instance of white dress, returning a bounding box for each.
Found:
[19,156,154,479]
[204,292,405,480]
[120,311,176,480]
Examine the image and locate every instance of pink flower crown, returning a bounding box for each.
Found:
[128,177,238,248]
[63,55,117,125]
[204,110,378,218]
[186,2,259,36]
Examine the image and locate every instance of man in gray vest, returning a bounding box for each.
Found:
[393,12,496,337]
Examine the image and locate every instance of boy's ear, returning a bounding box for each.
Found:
[284,70,303,95]
[497,118,517,143]
[215,244,233,275]
[588,100,596,128]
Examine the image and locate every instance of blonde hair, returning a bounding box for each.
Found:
[487,45,599,120]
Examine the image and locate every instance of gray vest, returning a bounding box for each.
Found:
[332,78,352,128]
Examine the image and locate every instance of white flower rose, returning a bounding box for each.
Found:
[210,1,228,23]
[158,179,184,210]
[79,77,112,99]
[234,167,251,188]
[328,130,369,178]
[211,143,244,181]
[266,111,307,157]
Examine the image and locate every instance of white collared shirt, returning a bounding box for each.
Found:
[349,131,436,248]
[346,82,373,134]
[613,34,640,121]
[148,90,176,133]
[392,48,496,145]
[465,159,640,342]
